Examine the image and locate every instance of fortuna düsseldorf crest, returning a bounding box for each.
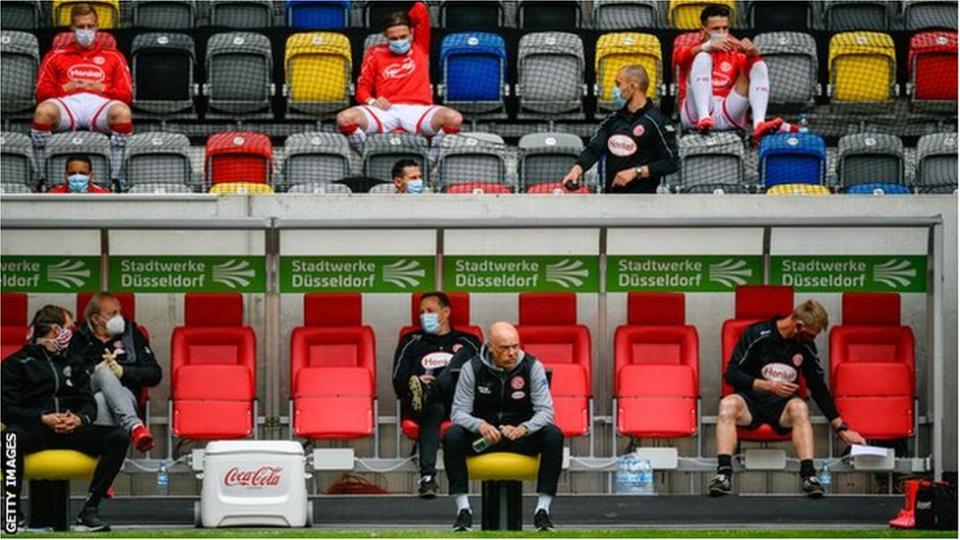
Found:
[223,466,283,487]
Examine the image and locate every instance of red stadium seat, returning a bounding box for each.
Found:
[909,31,958,102]
[291,293,376,440]
[829,293,915,439]
[614,293,699,438]
[52,30,117,50]
[516,293,591,438]
[721,285,803,441]
[205,131,273,186]
[671,31,702,97]
[397,292,483,343]
[171,293,256,439]
[526,182,590,194]
[1,293,29,360]
[444,183,512,194]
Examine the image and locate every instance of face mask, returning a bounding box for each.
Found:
[406,179,424,194]
[420,313,440,334]
[42,326,73,352]
[389,37,412,55]
[612,86,629,108]
[709,32,729,42]
[105,314,125,336]
[75,28,96,48]
[67,173,90,192]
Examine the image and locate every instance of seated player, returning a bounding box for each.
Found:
[673,4,798,144]
[391,158,428,193]
[47,154,111,194]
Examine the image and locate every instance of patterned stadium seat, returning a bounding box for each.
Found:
[205,131,273,186]
[518,132,584,191]
[828,32,897,106]
[670,31,702,98]
[669,0,735,30]
[204,32,274,117]
[362,133,430,183]
[282,132,352,190]
[45,132,112,189]
[837,133,904,191]
[124,132,194,189]
[439,32,508,115]
[595,32,663,110]
[903,0,958,31]
[285,182,352,194]
[754,32,819,110]
[131,33,197,116]
[825,0,892,32]
[362,0,411,28]
[908,31,958,111]
[130,0,197,29]
[759,132,827,188]
[593,0,660,31]
[284,32,352,116]
[363,32,386,55]
[679,132,745,193]
[746,0,814,31]
[915,132,958,194]
[286,0,350,30]
[525,182,590,194]
[51,29,117,50]
[127,183,195,194]
[0,184,35,194]
[446,183,512,194]
[765,183,831,195]
[53,0,120,28]
[1,0,42,30]
[440,0,504,29]
[517,32,586,117]
[209,182,274,194]
[1,132,37,191]
[209,0,273,28]
[516,0,582,29]
[435,133,509,192]
[0,31,39,115]
[843,183,912,195]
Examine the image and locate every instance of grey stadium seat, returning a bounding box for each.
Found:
[285,183,353,194]
[517,32,586,117]
[435,133,509,191]
[518,132,584,190]
[204,32,274,116]
[282,132,353,190]
[754,32,819,110]
[44,132,112,189]
[837,133,904,188]
[0,183,35,194]
[825,0,892,31]
[209,0,273,28]
[127,183,196,194]
[915,132,958,193]
[130,0,197,29]
[903,0,958,31]
[593,0,660,31]
[132,33,197,115]
[1,31,39,115]
[364,33,387,55]
[362,133,431,183]
[1,132,37,191]
[368,182,434,194]
[124,132,194,189]
[683,184,750,194]
[516,0,582,29]
[1,0,42,30]
[678,132,745,193]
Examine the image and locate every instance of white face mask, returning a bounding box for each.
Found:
[105,314,125,336]
[75,28,96,48]
[709,32,729,42]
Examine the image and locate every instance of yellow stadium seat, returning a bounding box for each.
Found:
[25,450,98,480]
[595,33,663,108]
[669,0,735,30]
[829,32,897,103]
[467,452,540,481]
[210,182,275,195]
[285,32,353,115]
[766,183,832,196]
[53,0,120,29]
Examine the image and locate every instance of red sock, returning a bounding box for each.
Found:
[442,125,461,135]
[339,122,359,135]
[31,121,54,132]
[111,122,134,135]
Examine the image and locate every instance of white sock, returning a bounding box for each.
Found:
[689,52,714,122]
[748,60,770,129]
[110,131,132,187]
[455,494,470,513]
[535,493,553,513]
[347,129,367,152]
[30,127,52,181]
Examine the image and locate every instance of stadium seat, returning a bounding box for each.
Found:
[0,31,39,115]
[363,32,386,55]
[439,0,504,29]
[291,293,376,440]
[830,293,915,440]
[595,32,663,110]
[903,0,958,31]
[669,0,735,30]
[516,0,581,29]
[516,293,591,438]
[286,0,349,29]
[746,1,813,31]
[205,131,273,186]
[131,32,197,116]
[593,0,660,31]
[130,0,197,29]
[362,0,411,28]
[397,292,483,343]
[124,132,194,190]
[837,133,904,192]
[435,133,509,191]
[467,452,540,530]
[526,182,590,194]
[209,0,273,28]
[171,292,256,440]
[517,32,586,117]
[362,133,430,183]
[75,292,137,325]
[678,132,745,194]
[439,32,508,115]
[45,132,112,188]
[51,29,117,50]
[915,132,958,194]
[128,183,195,194]
[282,132,352,190]
[825,0,892,31]
[518,132,584,191]
[1,0,42,30]
[765,183,831,196]
[754,32,819,110]
[614,293,699,439]
[721,285,801,442]
[23,450,98,531]
[1,292,29,360]
[284,32,352,116]
[286,182,352,194]
[209,182,274,194]
[1,132,37,191]
[0,184,34,194]
[52,0,120,28]
[204,32,274,117]
[828,32,897,105]
[908,31,958,109]
[843,183,912,195]
[759,132,827,188]
[670,31,702,97]
[446,183,512,194]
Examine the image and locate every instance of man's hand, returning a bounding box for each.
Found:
[59,412,82,433]
[372,97,392,110]
[63,80,84,91]
[500,425,527,441]
[838,428,867,446]
[478,422,502,445]
[612,167,638,188]
[703,37,736,53]
[561,164,583,189]
[41,413,62,430]
[739,38,759,57]
[766,380,799,398]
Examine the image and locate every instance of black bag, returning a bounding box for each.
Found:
[915,481,958,530]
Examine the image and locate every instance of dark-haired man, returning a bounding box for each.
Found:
[47,154,111,193]
[392,158,426,193]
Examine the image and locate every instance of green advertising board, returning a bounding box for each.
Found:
[443,256,599,293]
[280,256,435,293]
[771,255,927,292]
[110,256,266,293]
[1,256,100,292]
[607,255,763,292]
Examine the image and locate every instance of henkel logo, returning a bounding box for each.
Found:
[421,351,453,370]
[761,363,798,383]
[223,466,283,488]
[68,64,105,82]
[383,57,416,79]
[607,134,637,157]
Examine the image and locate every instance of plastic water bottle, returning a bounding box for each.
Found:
[157,460,169,496]
[818,464,831,494]
[615,453,635,493]
[798,114,810,133]
[636,458,655,495]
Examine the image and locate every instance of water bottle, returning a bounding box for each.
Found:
[615,453,635,493]
[818,464,831,494]
[798,114,810,133]
[656,183,670,195]
[157,460,169,496]
[472,436,492,453]
[637,458,655,495]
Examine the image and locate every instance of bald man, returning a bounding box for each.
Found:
[444,322,563,532]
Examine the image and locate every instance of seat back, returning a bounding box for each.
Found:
[916,132,958,192]
[759,132,827,187]
[909,31,958,102]
[829,32,896,103]
[286,0,349,29]
[361,133,430,182]
[595,32,662,107]
[1,326,28,361]
[285,32,351,112]
[53,0,120,28]
[679,132,744,191]
[517,0,581,29]
[826,0,891,31]
[526,182,590,194]
[185,292,243,327]
[1,293,28,326]
[45,132,112,188]
[440,0,504,29]
[754,32,819,107]
[837,133,904,188]
[517,32,584,114]
[615,292,698,387]
[436,133,508,190]
[292,293,375,392]
[171,327,256,393]
[131,0,197,29]
[51,30,118,50]
[131,32,196,113]
[0,132,36,189]
[363,0,411,27]
[518,132,583,189]
[440,32,507,112]
[210,0,272,28]
[747,0,812,30]
[282,132,351,188]
[398,292,483,342]
[904,0,958,31]
[0,31,39,113]
[594,0,659,31]
[124,132,193,187]
[669,0,735,29]
[205,32,273,114]
[1,0,41,30]
[205,131,273,186]
[766,183,831,196]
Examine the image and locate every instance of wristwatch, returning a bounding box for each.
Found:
[635,165,646,178]
[836,422,849,433]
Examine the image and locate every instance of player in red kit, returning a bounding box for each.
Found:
[674,4,798,144]
[32,3,133,190]
[336,2,462,154]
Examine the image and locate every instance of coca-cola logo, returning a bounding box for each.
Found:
[421,351,453,370]
[761,363,798,383]
[382,57,416,79]
[607,134,637,157]
[67,64,105,82]
[223,466,283,488]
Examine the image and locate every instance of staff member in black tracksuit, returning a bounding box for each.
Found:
[392,292,481,498]
[562,64,679,194]
[1,305,129,532]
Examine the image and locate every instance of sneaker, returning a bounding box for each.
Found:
[695,117,714,134]
[131,424,155,453]
[534,509,555,532]
[751,117,789,145]
[452,509,472,532]
[708,473,732,497]
[409,375,424,413]
[418,475,437,499]
[75,507,110,532]
[801,476,824,499]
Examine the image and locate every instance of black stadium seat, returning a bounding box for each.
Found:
[440,0,504,29]
[747,0,814,31]
[131,32,197,116]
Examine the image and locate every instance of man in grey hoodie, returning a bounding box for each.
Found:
[443,322,563,532]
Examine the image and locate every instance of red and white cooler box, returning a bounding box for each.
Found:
[195,441,312,528]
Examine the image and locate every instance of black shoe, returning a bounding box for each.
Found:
[75,506,111,532]
[708,473,732,497]
[418,475,437,499]
[801,476,825,499]
[452,509,472,532]
[409,375,424,413]
[534,509,555,532]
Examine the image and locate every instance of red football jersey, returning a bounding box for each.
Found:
[36,39,132,104]
[674,41,750,103]
[356,2,433,106]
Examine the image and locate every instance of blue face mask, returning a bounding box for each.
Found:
[406,179,424,194]
[67,173,90,192]
[420,312,441,334]
[389,37,412,55]
[612,86,630,108]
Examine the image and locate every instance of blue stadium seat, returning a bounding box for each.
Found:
[286,0,349,29]
[758,132,826,188]
[439,32,508,114]
[844,183,912,195]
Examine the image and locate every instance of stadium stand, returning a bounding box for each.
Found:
[1,132,37,192]
[281,131,352,191]
[204,131,273,187]
[52,0,120,28]
[131,32,197,117]
[746,0,814,31]
[209,0,273,29]
[758,132,827,188]
[678,132,745,193]
[285,0,350,30]
[362,133,430,183]
[0,292,29,360]
[1,0,42,30]
[593,0,660,31]
[915,132,958,193]
[0,31,39,115]
[517,32,586,118]
[836,133,904,192]
[130,0,197,29]
[44,132,112,189]
[124,132,195,190]
[284,32,352,117]
[595,32,663,110]
[754,32,819,111]
[516,0,582,29]
[439,0,505,30]
[438,32,509,115]
[204,32,274,117]
[825,0,893,32]
[435,133,509,192]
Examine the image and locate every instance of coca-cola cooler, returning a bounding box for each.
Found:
[196,441,313,528]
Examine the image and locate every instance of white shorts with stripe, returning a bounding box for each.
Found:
[51,92,120,133]
[679,92,750,131]
[359,103,442,135]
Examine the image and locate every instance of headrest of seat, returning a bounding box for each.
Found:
[304,293,362,326]
[409,292,471,328]
[735,285,793,320]
[76,292,136,323]
[843,292,900,326]
[185,293,243,327]
[627,292,685,325]
[519,293,576,325]
[1,293,28,326]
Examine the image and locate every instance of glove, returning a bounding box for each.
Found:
[101,352,123,379]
